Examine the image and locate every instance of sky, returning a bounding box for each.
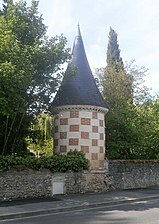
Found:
[1,0,159,94]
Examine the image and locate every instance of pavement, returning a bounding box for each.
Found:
[1,186,159,221]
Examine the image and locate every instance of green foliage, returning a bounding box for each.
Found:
[96,27,159,160]
[132,100,159,159]
[102,66,133,109]
[125,60,150,105]
[105,103,138,159]
[0,114,34,156]
[0,151,89,172]
[106,99,159,160]
[0,0,70,155]
[0,0,70,114]
[105,81,159,160]
[28,113,54,156]
[28,139,53,157]
[107,27,124,71]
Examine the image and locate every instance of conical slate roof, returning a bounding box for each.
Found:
[51,26,107,109]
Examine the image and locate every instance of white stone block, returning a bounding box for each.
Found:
[54,133,59,139]
[59,111,70,118]
[79,111,92,118]
[91,119,99,126]
[80,125,91,132]
[98,113,104,120]
[59,139,68,145]
[69,118,80,125]
[68,132,81,138]
[98,140,105,147]
[80,139,91,146]
[90,133,99,140]
[90,146,99,153]
[59,125,69,132]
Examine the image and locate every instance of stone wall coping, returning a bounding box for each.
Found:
[89,169,109,174]
[108,160,159,164]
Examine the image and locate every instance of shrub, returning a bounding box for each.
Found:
[0,151,89,172]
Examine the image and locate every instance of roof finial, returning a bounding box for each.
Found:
[77,23,81,36]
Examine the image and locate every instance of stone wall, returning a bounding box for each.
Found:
[1,160,159,201]
[64,170,113,194]
[0,169,111,201]
[0,169,53,201]
[108,160,159,189]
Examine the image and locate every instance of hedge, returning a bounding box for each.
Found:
[0,151,89,172]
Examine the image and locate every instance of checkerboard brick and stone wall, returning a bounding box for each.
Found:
[54,107,106,169]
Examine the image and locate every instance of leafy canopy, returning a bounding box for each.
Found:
[0,0,70,155]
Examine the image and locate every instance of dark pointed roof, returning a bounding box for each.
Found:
[51,26,108,110]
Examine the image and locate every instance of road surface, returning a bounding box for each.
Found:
[1,198,159,224]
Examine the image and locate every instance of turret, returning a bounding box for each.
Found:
[51,26,108,169]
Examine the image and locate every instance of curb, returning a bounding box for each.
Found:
[1,195,159,221]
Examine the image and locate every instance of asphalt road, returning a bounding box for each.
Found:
[1,198,159,224]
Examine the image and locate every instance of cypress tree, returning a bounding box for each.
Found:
[103,27,134,159]
[107,27,124,71]
[103,27,133,108]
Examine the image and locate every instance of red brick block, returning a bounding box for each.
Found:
[60,145,67,153]
[60,118,68,125]
[91,153,98,160]
[99,119,104,127]
[60,132,67,139]
[92,111,97,119]
[81,146,89,153]
[81,118,91,125]
[70,125,79,132]
[100,146,104,153]
[69,138,79,146]
[92,139,98,146]
[100,133,104,140]
[81,131,89,139]
[92,126,98,133]
[70,111,79,118]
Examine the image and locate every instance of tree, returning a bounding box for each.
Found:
[0,0,70,155]
[105,103,139,159]
[105,99,159,160]
[102,27,133,110]
[107,27,124,71]
[96,27,158,160]
[102,66,133,109]
[125,60,151,105]
[131,99,159,159]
